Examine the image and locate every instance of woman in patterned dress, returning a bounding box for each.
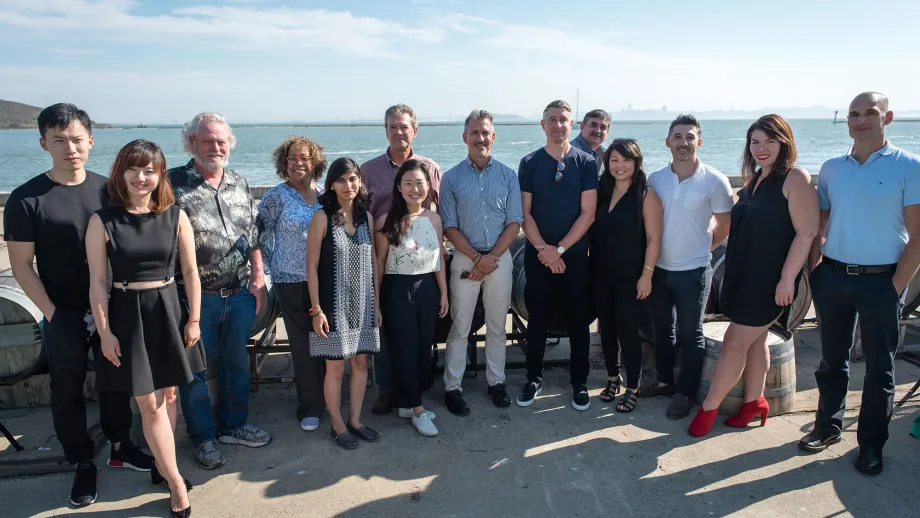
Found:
[374,159,449,437]
[306,157,382,450]
[257,136,327,433]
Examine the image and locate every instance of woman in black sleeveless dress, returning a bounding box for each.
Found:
[589,139,663,413]
[688,115,818,438]
[86,140,202,517]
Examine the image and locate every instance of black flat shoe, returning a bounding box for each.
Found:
[346,423,380,442]
[488,384,511,408]
[330,428,359,449]
[798,430,842,453]
[152,463,193,492]
[854,446,883,475]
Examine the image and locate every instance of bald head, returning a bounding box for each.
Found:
[851,91,889,112]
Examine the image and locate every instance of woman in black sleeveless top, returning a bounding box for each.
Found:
[86,140,202,517]
[588,139,663,413]
[688,115,818,438]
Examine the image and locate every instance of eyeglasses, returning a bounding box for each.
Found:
[286,155,312,164]
[554,160,565,183]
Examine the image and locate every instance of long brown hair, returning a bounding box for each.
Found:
[741,114,797,189]
[107,139,175,214]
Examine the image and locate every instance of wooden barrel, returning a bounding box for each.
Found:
[696,320,796,417]
[509,233,597,336]
[0,269,48,386]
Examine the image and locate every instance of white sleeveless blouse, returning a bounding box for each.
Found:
[385,214,441,275]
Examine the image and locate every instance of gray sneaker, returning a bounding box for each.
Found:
[195,440,225,470]
[218,423,272,448]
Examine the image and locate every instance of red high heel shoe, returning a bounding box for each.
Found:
[688,407,720,437]
[724,396,769,428]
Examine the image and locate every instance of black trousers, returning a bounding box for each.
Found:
[382,273,438,409]
[525,247,591,386]
[811,260,903,449]
[274,282,326,420]
[649,265,713,399]
[592,270,646,389]
[40,306,132,464]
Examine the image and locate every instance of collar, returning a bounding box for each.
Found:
[845,140,895,161]
[187,159,236,186]
[386,147,415,168]
[571,134,597,155]
[668,157,704,181]
[464,155,493,173]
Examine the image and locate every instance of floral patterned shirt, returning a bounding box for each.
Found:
[168,159,260,291]
[257,183,323,283]
[384,213,441,275]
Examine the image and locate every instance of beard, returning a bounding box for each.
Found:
[196,153,227,173]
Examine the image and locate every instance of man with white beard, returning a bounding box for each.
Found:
[169,112,272,470]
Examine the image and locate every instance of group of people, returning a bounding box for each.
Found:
[3,91,918,514]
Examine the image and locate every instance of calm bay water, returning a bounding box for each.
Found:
[1,119,919,192]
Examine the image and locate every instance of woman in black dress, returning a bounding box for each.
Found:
[688,115,818,437]
[86,140,203,517]
[589,139,662,413]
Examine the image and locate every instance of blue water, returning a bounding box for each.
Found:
[1,119,919,192]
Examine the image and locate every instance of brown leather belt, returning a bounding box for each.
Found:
[823,257,897,275]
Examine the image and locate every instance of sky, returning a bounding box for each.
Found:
[1,0,919,124]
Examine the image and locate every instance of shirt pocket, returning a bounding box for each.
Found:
[683,190,706,211]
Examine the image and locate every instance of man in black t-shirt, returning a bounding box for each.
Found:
[516,100,598,411]
[3,103,151,508]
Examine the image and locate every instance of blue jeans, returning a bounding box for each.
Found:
[179,288,255,445]
[649,265,713,398]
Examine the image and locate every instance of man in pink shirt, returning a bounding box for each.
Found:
[361,103,441,414]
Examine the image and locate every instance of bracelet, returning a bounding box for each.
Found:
[473,253,482,264]
[309,306,323,317]
[188,319,200,324]
[643,264,655,272]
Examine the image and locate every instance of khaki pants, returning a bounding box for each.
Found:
[443,250,513,391]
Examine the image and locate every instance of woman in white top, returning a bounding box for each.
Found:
[374,159,449,437]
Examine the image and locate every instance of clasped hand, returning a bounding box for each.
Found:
[536,245,566,274]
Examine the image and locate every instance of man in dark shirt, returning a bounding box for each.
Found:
[517,100,598,411]
[570,109,611,177]
[3,103,151,507]
[170,112,271,470]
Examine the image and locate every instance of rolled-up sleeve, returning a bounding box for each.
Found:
[439,171,458,230]
[505,166,524,226]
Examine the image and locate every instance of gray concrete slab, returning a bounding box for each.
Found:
[3,325,920,518]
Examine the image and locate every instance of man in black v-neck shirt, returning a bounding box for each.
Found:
[3,104,150,507]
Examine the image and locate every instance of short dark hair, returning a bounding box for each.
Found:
[38,103,92,139]
[668,113,700,137]
[582,109,610,125]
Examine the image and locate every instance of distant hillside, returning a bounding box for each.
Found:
[0,99,41,129]
[0,99,112,130]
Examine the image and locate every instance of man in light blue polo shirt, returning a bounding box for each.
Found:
[441,109,523,415]
[802,92,920,476]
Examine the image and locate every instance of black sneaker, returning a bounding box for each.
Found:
[445,389,471,416]
[516,381,542,407]
[107,441,153,472]
[488,383,511,408]
[70,462,97,507]
[572,385,590,411]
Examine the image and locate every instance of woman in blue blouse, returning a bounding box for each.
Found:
[257,136,327,432]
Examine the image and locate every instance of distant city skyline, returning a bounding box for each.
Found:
[1,0,918,124]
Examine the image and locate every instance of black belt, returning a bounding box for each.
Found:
[823,257,896,275]
[201,286,245,297]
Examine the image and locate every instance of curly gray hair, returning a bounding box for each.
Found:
[181,112,237,155]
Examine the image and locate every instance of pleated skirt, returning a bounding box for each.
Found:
[96,283,206,397]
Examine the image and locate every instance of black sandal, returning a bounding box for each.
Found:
[598,377,621,402]
[330,428,359,449]
[616,389,638,413]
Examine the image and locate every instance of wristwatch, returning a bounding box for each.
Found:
[556,245,566,255]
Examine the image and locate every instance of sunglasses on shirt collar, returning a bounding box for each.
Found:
[554,160,565,183]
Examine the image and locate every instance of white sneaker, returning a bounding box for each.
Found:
[398,408,436,420]
[300,417,320,431]
[411,412,439,437]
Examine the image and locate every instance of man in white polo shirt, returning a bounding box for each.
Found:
[641,114,734,420]
[801,92,920,475]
